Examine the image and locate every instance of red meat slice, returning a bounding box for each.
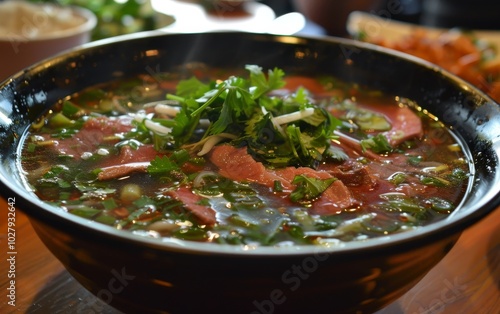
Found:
[46,116,134,159]
[208,145,287,188]
[382,105,423,146]
[272,166,357,215]
[97,162,150,181]
[52,128,104,158]
[329,102,423,147]
[166,187,217,226]
[356,102,423,146]
[311,180,357,215]
[98,145,160,169]
[83,115,134,133]
[209,145,356,215]
[325,160,378,188]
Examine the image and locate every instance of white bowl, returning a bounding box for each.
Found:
[0,1,97,81]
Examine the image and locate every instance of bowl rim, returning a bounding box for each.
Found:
[4,30,500,257]
[0,2,97,42]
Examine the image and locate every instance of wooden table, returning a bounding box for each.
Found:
[1,197,499,313]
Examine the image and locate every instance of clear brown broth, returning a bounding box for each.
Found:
[19,68,472,246]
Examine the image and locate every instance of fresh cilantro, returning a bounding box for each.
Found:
[289,87,310,111]
[290,175,336,203]
[207,79,255,135]
[240,113,292,167]
[74,170,115,195]
[133,195,159,208]
[39,165,72,189]
[324,145,348,162]
[171,109,200,147]
[246,65,285,99]
[175,76,210,99]
[147,156,180,174]
[163,65,345,168]
[360,134,392,154]
[286,124,328,168]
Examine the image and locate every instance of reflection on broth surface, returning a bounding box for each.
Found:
[20,65,472,246]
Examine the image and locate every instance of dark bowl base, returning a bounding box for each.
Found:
[31,218,459,314]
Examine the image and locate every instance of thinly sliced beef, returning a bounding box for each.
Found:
[98,162,150,181]
[98,144,159,168]
[46,116,134,159]
[116,145,158,163]
[51,128,105,159]
[382,105,423,146]
[83,116,133,133]
[311,180,358,215]
[208,145,286,188]
[166,187,217,225]
[97,145,162,180]
[272,166,357,215]
[330,102,423,147]
[284,78,423,146]
[325,160,378,188]
[356,102,423,146]
[209,145,357,215]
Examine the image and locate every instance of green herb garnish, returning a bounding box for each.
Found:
[163,65,342,169]
[290,175,337,203]
[360,134,393,154]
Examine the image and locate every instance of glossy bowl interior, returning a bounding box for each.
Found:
[1,31,499,314]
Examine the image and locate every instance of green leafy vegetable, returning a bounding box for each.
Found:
[290,175,337,203]
[163,65,342,168]
[360,134,393,154]
[246,65,286,99]
[147,156,180,174]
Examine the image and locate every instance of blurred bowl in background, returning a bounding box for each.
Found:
[0,1,97,81]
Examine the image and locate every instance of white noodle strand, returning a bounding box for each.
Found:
[271,107,315,125]
[133,114,172,135]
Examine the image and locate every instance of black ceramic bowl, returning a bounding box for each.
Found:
[1,32,499,314]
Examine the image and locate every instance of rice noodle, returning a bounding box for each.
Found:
[154,103,181,116]
[133,113,172,135]
[271,107,315,125]
[197,133,238,156]
[262,106,286,137]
